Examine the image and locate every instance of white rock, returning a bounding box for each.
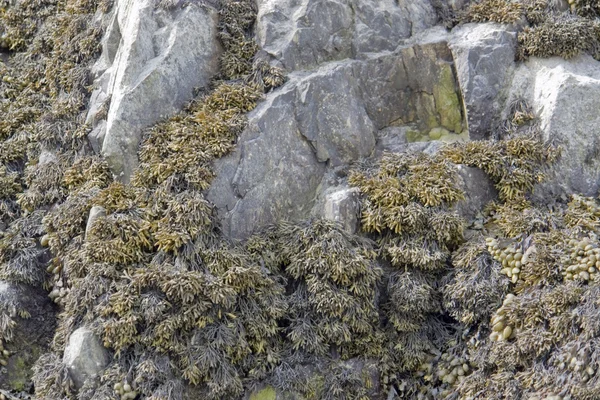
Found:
[88,0,221,182]
[63,327,111,389]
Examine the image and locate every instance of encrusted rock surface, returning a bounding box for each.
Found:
[88,0,221,182]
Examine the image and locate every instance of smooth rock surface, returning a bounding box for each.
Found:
[63,327,111,389]
[256,0,437,71]
[88,0,221,182]
[450,23,517,139]
[209,38,465,239]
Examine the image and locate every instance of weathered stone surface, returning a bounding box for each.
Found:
[87,0,221,181]
[209,38,465,239]
[449,23,517,139]
[321,187,360,233]
[63,327,111,389]
[256,0,437,71]
[85,206,106,240]
[526,55,600,197]
[0,281,56,392]
[455,164,498,220]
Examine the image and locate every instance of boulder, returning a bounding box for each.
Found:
[454,164,498,220]
[0,281,56,392]
[320,187,360,234]
[256,0,437,71]
[449,23,518,139]
[527,55,600,197]
[87,0,221,182]
[63,327,111,389]
[209,37,465,239]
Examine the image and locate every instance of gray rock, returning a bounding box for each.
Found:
[88,0,221,181]
[88,120,107,154]
[0,281,56,391]
[295,63,376,165]
[209,37,465,239]
[449,23,517,139]
[63,327,111,389]
[526,56,600,197]
[454,164,498,220]
[85,206,107,240]
[321,187,360,233]
[256,0,437,71]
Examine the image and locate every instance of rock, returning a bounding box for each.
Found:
[295,63,376,165]
[85,206,106,240]
[88,120,107,154]
[210,36,465,239]
[449,23,517,140]
[256,0,437,71]
[88,0,221,181]
[0,281,56,392]
[375,126,410,155]
[454,165,498,220]
[321,187,360,233]
[526,55,600,197]
[63,327,110,389]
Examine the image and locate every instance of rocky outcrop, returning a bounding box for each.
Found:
[63,327,111,389]
[87,0,221,182]
[0,282,56,392]
[449,23,518,140]
[208,34,466,239]
[506,55,600,198]
[256,0,437,71]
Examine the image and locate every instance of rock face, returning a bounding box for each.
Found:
[87,0,221,182]
[0,282,56,392]
[529,56,600,197]
[208,33,466,239]
[505,55,600,198]
[320,187,360,234]
[256,0,437,70]
[455,165,498,220]
[85,206,107,239]
[63,327,111,389]
[449,23,518,140]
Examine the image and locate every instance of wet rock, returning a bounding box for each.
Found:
[0,281,56,392]
[88,0,221,181]
[63,327,110,389]
[450,23,517,139]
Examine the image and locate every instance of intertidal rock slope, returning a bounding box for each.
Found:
[1,0,600,399]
